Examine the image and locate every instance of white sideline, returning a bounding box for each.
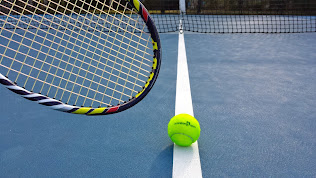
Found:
[173,26,202,178]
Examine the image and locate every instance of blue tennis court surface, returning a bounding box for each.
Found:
[186,33,316,177]
[1,33,316,177]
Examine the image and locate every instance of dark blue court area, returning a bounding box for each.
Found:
[1,33,316,177]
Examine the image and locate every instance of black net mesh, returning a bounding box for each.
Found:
[1,0,316,33]
[144,0,316,33]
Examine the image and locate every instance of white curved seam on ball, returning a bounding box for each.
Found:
[171,133,194,142]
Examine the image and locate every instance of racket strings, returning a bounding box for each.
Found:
[0,63,121,105]
[41,0,142,104]
[0,0,155,107]
[0,16,148,98]
[0,34,144,92]
[2,0,152,52]
[0,1,151,79]
[118,30,151,105]
[106,5,149,107]
[0,1,152,70]
[45,0,153,56]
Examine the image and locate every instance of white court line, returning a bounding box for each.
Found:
[173,21,202,178]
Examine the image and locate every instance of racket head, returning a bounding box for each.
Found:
[0,0,161,115]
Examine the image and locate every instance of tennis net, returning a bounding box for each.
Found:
[147,0,316,33]
[1,0,316,33]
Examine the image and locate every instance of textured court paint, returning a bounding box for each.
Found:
[173,32,202,178]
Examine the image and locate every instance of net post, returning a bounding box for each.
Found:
[179,19,183,34]
[179,0,185,33]
[179,0,186,15]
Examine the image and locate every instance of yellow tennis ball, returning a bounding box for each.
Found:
[168,113,201,147]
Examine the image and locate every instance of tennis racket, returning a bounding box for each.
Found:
[0,0,161,115]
